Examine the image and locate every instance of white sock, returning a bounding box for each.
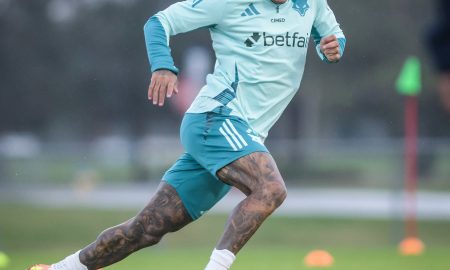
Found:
[204,249,236,270]
[50,251,88,270]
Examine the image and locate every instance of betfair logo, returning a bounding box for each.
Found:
[245,32,309,48]
[244,33,261,47]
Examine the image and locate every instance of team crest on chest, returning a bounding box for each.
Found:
[292,0,309,16]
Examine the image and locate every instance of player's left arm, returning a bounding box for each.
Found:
[311,0,346,63]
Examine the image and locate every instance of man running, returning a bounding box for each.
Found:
[29,0,345,269]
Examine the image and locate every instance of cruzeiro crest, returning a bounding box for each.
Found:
[292,0,310,16]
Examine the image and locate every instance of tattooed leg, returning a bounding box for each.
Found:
[79,182,192,270]
[216,152,287,254]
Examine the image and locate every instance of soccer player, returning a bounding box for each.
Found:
[28,0,345,269]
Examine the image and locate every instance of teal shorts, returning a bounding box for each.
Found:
[163,112,268,220]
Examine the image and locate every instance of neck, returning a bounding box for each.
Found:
[271,0,287,4]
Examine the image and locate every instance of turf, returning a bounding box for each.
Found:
[7,247,450,270]
[1,204,450,270]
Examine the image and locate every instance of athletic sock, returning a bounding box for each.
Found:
[204,248,236,270]
[49,251,88,270]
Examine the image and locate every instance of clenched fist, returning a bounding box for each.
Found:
[320,35,341,63]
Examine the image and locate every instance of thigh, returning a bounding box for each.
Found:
[216,152,285,196]
[163,153,231,220]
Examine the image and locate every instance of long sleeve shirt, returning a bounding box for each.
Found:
[145,0,346,139]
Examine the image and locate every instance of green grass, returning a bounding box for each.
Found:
[7,247,450,270]
[1,204,450,270]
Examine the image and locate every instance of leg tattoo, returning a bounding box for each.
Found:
[79,183,192,269]
[216,152,287,254]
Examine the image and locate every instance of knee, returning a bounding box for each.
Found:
[271,180,288,207]
[122,218,162,247]
[260,179,287,210]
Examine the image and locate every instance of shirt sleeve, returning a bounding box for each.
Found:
[144,0,227,73]
[311,0,346,63]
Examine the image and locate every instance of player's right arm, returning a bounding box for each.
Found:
[144,0,227,106]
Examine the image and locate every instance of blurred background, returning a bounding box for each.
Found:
[0,0,450,269]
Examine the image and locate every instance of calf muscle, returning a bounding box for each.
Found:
[79,183,192,269]
[216,152,287,254]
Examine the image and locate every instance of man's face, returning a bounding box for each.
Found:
[271,0,288,4]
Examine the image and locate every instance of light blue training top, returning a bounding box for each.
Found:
[144,0,346,139]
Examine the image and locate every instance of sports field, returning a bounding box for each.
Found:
[1,205,450,270]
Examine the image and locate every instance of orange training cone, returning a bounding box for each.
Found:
[399,237,425,256]
[304,250,334,268]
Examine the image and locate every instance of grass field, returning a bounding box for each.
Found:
[1,204,450,270]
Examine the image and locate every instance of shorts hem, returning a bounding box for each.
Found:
[162,179,198,220]
[211,149,269,177]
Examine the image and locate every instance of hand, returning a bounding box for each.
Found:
[148,69,178,106]
[320,35,341,63]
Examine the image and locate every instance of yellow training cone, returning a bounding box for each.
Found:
[0,252,10,269]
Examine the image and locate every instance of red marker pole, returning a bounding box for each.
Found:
[396,57,424,255]
[404,96,418,238]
